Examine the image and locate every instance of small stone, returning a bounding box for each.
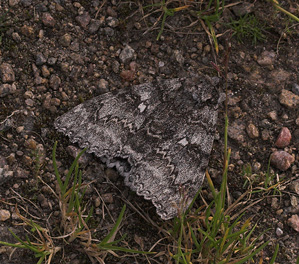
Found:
[102,193,114,204]
[103,27,114,36]
[60,33,72,47]
[268,111,277,121]
[287,214,299,232]
[271,197,279,209]
[97,79,109,93]
[94,197,101,207]
[50,98,61,106]
[106,16,119,27]
[204,45,211,53]
[106,6,117,17]
[24,138,37,150]
[0,210,11,221]
[270,69,291,84]
[42,12,56,27]
[290,180,299,194]
[290,195,298,207]
[9,0,20,6]
[111,60,120,73]
[119,45,135,64]
[16,126,24,133]
[12,32,21,42]
[41,65,50,77]
[292,83,299,96]
[246,123,259,139]
[0,83,17,97]
[228,121,245,143]
[20,25,34,37]
[257,50,276,66]
[0,63,15,83]
[25,98,34,106]
[270,151,294,171]
[275,127,291,148]
[49,75,61,90]
[47,57,57,65]
[88,19,101,34]
[120,70,135,81]
[20,0,32,7]
[36,53,47,66]
[75,12,91,28]
[279,89,299,108]
[173,50,184,65]
[276,227,283,236]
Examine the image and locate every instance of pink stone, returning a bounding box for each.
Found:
[287,214,299,232]
[42,13,56,27]
[270,151,294,171]
[275,127,291,148]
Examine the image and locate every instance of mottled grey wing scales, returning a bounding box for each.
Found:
[54,76,220,220]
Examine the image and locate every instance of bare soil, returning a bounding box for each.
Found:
[0,1,299,263]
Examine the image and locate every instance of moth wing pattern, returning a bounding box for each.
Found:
[54,75,220,220]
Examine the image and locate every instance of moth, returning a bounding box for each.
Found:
[54,75,221,220]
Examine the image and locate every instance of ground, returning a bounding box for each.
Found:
[0,0,299,263]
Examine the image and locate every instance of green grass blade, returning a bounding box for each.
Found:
[52,141,63,191]
[99,204,126,246]
[269,243,279,264]
[63,148,87,194]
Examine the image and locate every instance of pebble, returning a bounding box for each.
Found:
[102,193,114,204]
[97,79,109,93]
[75,12,91,28]
[268,111,277,121]
[106,16,119,28]
[173,50,185,65]
[41,65,50,77]
[270,69,291,83]
[0,83,17,97]
[94,197,101,207]
[290,180,299,194]
[12,32,21,42]
[0,63,15,83]
[36,53,47,66]
[246,123,259,139]
[257,50,276,66]
[271,197,279,209]
[270,151,294,171]
[228,121,245,143]
[0,210,11,221]
[60,33,72,47]
[119,45,135,64]
[120,70,135,81]
[9,0,20,6]
[47,57,57,65]
[49,75,61,90]
[275,127,291,148]
[276,227,283,236]
[25,98,34,106]
[88,19,101,34]
[287,214,299,232]
[24,138,37,150]
[279,89,299,108]
[111,60,120,73]
[42,12,56,27]
[292,83,299,96]
[21,0,32,7]
[20,25,34,37]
